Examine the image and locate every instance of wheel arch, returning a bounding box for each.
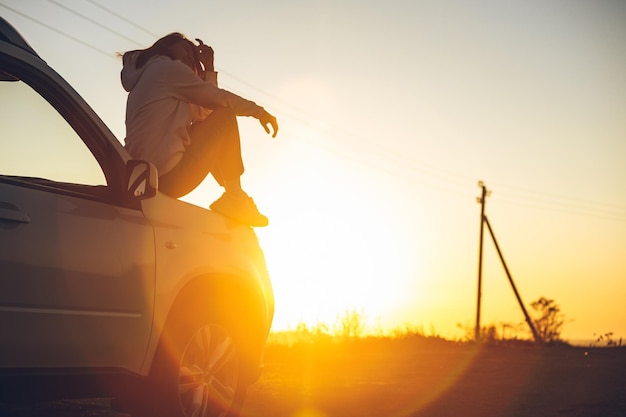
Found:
[150,272,271,385]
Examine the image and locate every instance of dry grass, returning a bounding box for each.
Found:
[243,336,626,417]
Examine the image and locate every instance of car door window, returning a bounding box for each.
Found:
[0,79,106,186]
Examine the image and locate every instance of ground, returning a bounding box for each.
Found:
[2,338,625,417]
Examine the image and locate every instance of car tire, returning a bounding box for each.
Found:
[149,314,247,417]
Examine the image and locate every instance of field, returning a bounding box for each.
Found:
[243,338,626,417]
[1,337,625,417]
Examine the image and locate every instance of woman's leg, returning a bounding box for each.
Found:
[158,108,244,198]
[158,108,268,226]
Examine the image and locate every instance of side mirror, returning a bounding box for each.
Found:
[126,160,158,200]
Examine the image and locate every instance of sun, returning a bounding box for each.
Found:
[255,142,419,334]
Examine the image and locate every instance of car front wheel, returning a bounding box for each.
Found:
[152,318,246,417]
[178,323,241,416]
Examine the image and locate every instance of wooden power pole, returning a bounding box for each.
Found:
[474,181,542,343]
[474,182,487,341]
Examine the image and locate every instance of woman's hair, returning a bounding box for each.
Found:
[124,33,204,76]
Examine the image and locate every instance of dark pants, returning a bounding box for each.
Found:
[158,108,244,198]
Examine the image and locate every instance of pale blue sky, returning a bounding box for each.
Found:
[2,0,625,341]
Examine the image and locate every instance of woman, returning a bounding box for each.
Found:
[121,33,278,227]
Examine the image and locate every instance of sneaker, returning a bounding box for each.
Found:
[210,192,269,227]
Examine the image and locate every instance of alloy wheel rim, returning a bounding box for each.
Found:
[177,324,239,417]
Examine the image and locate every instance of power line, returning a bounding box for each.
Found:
[0,3,113,58]
[85,0,159,38]
[219,72,475,191]
[218,68,475,189]
[493,195,625,223]
[488,181,626,221]
[48,0,143,47]
[493,183,626,213]
[278,124,475,199]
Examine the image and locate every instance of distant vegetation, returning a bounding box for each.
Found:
[456,297,568,344]
[591,332,623,348]
[269,302,623,349]
[530,297,565,343]
[268,308,449,347]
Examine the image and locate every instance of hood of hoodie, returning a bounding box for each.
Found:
[121,51,160,92]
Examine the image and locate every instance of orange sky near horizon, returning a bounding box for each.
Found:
[2,0,625,342]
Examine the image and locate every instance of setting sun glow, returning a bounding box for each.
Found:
[256,145,419,333]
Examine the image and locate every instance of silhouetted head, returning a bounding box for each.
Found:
[126,33,203,75]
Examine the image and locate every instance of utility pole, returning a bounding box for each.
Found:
[473,181,542,343]
[475,181,488,340]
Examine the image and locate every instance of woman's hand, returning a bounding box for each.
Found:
[195,38,214,72]
[259,110,278,138]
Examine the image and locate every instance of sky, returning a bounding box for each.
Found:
[1,0,625,342]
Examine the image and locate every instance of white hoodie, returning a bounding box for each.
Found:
[121,52,265,175]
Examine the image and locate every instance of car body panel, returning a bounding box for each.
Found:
[0,179,155,371]
[138,194,274,374]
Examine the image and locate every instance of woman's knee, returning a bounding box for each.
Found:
[191,107,239,137]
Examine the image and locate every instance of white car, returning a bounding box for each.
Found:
[0,16,274,417]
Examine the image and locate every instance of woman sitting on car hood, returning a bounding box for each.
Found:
[121,32,278,227]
